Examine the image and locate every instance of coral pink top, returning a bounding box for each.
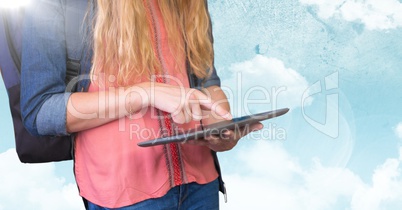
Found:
[74,0,218,208]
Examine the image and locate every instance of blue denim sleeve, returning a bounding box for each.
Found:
[203,3,221,89]
[21,0,70,136]
[203,67,221,88]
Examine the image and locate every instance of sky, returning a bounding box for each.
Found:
[1,0,402,209]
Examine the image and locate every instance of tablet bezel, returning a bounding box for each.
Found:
[137,108,289,147]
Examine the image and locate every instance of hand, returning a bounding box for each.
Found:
[132,82,232,124]
[187,122,264,152]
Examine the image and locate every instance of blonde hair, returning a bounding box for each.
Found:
[91,0,213,86]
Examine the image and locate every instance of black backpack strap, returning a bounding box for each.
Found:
[211,150,227,202]
[64,0,89,88]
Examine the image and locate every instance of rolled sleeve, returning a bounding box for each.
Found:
[202,2,221,89]
[203,67,221,88]
[21,0,68,136]
[36,93,72,136]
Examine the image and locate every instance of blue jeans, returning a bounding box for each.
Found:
[87,179,219,210]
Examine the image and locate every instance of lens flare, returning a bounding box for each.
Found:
[0,0,31,9]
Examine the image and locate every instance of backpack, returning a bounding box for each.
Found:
[0,0,88,163]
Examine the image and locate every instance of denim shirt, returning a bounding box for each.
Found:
[20,0,221,136]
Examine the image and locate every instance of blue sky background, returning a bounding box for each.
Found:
[1,0,402,209]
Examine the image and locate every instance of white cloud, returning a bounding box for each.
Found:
[300,0,402,30]
[395,123,402,139]
[219,141,402,210]
[0,149,84,210]
[351,158,402,210]
[222,55,311,116]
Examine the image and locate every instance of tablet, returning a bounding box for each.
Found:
[137,107,289,147]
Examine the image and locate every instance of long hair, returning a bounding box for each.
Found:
[91,0,213,86]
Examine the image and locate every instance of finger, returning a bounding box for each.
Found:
[184,139,209,146]
[204,134,220,141]
[233,123,264,139]
[221,123,263,141]
[204,134,221,145]
[250,123,264,131]
[221,129,235,140]
[172,111,186,124]
[211,103,233,120]
[193,92,232,120]
[190,100,203,121]
[241,123,264,135]
[191,91,213,110]
[186,89,205,121]
[183,101,192,123]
